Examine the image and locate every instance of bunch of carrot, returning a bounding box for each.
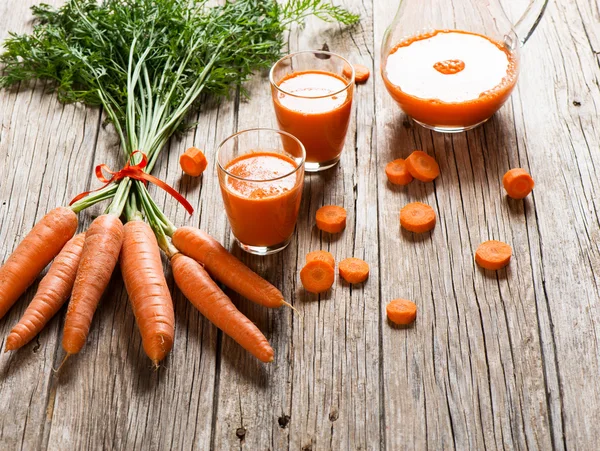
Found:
[0,206,285,364]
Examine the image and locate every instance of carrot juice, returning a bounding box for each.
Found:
[217,129,305,255]
[382,30,519,131]
[270,51,354,172]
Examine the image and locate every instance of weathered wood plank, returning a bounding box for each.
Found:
[0,2,103,449]
[373,0,565,449]
[507,0,600,448]
[209,1,380,449]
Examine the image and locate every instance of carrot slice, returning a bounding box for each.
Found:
[503,168,534,199]
[316,205,347,234]
[306,250,335,269]
[400,202,436,233]
[405,150,440,182]
[343,63,370,84]
[385,158,413,185]
[180,147,208,177]
[300,260,335,293]
[475,240,512,270]
[386,299,417,325]
[338,258,369,284]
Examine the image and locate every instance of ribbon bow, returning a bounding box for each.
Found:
[70,151,194,214]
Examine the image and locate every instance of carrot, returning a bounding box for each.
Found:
[172,227,285,308]
[120,221,174,365]
[343,63,370,83]
[475,240,512,270]
[62,214,124,355]
[0,206,78,320]
[400,202,436,233]
[306,250,335,269]
[5,233,85,352]
[503,168,534,199]
[171,253,273,363]
[385,158,414,185]
[405,150,440,182]
[300,260,335,294]
[386,299,417,325]
[316,205,347,234]
[338,258,369,284]
[180,146,208,177]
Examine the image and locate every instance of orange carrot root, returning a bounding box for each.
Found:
[0,206,78,320]
[338,258,369,284]
[180,147,208,177]
[475,240,512,270]
[306,250,335,269]
[171,253,274,363]
[172,227,285,308]
[120,221,175,364]
[315,205,347,234]
[300,260,335,294]
[405,150,440,182]
[385,159,414,186]
[400,202,436,233]
[386,299,417,325]
[5,233,85,352]
[62,214,124,355]
[503,168,534,199]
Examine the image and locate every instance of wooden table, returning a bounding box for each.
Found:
[1,0,598,449]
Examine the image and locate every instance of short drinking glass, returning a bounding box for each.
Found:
[217,128,305,255]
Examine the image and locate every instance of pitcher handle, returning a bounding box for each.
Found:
[514,0,549,46]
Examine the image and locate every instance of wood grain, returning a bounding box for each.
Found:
[0,0,599,449]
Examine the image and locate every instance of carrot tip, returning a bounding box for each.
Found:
[281,300,302,318]
[4,337,15,352]
[53,353,71,373]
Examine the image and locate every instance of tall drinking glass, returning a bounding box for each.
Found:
[217,128,305,255]
[270,50,354,172]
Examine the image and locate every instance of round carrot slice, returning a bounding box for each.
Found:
[300,260,335,294]
[342,63,370,84]
[338,258,369,284]
[386,299,417,325]
[385,158,413,186]
[316,205,347,234]
[180,146,208,176]
[475,240,512,270]
[400,202,436,233]
[306,250,335,269]
[405,150,440,182]
[503,168,534,199]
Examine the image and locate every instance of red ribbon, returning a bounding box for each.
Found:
[70,151,194,215]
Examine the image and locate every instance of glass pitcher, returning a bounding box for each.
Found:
[380,0,548,132]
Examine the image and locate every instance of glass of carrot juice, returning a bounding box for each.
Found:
[269,50,355,172]
[217,128,306,256]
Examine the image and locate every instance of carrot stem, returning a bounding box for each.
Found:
[136,182,176,235]
[106,179,132,217]
[70,184,118,213]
